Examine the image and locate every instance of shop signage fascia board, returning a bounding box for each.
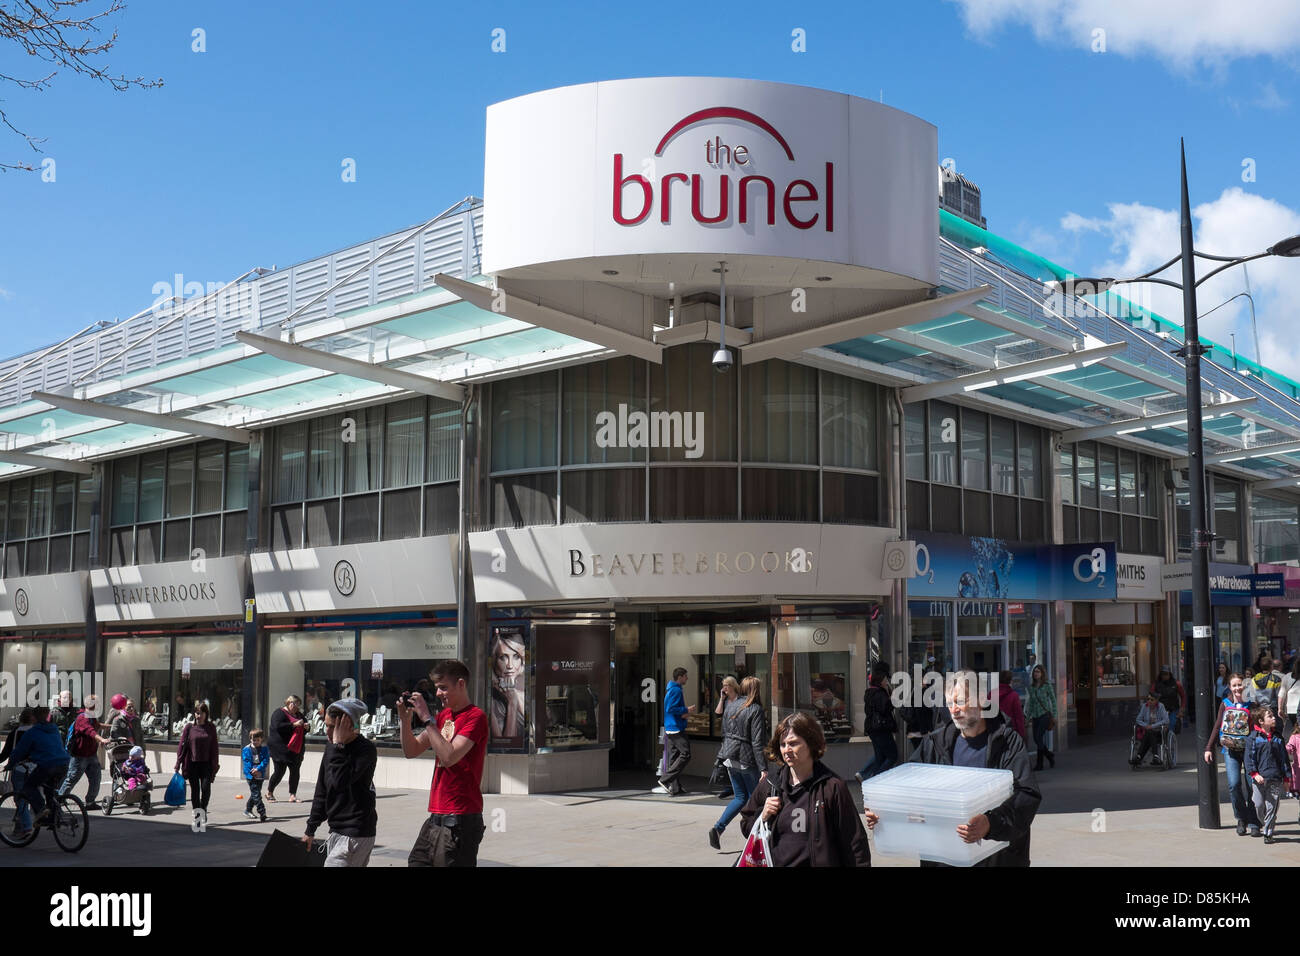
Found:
[251,536,458,616]
[469,523,896,604]
[0,571,89,629]
[1114,552,1163,601]
[1255,561,1300,607]
[91,556,248,623]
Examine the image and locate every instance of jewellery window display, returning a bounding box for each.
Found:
[772,619,868,742]
[267,630,356,741]
[173,634,244,744]
[360,626,458,744]
[533,622,611,752]
[0,639,43,729]
[664,625,712,736]
[710,623,771,733]
[105,637,173,739]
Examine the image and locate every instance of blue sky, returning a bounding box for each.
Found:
[3,0,1300,370]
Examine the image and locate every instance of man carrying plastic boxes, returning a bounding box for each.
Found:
[863,670,1041,866]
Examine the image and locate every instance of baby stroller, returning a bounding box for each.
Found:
[103,739,152,815]
[1129,722,1178,770]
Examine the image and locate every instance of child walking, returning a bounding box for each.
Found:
[1245,704,1292,844]
[242,729,270,822]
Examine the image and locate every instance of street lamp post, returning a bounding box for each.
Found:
[1049,140,1300,830]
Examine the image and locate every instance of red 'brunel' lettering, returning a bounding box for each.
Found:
[614,154,834,231]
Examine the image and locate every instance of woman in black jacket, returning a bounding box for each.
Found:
[708,676,768,850]
[855,662,898,783]
[738,712,870,867]
[267,695,308,802]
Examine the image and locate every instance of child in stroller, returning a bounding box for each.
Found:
[104,740,152,815]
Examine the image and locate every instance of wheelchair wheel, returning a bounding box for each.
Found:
[1129,733,1139,765]
[52,794,89,853]
[1165,730,1178,769]
[0,792,39,848]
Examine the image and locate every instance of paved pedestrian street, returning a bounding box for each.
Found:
[6,736,1295,867]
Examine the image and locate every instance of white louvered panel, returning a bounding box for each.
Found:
[376,243,417,303]
[156,319,187,364]
[332,242,374,315]
[0,382,17,406]
[421,226,463,285]
[291,259,330,325]
[43,355,70,392]
[19,368,44,402]
[122,316,158,374]
[93,327,127,382]
[186,312,218,355]
[256,272,290,328]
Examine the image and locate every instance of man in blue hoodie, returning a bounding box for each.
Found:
[11,706,71,834]
[654,667,696,796]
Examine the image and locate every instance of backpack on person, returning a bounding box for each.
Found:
[1219,704,1251,752]
[66,714,98,757]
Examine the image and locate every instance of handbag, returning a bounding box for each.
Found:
[708,759,728,789]
[164,771,187,807]
[736,818,773,867]
[284,708,306,755]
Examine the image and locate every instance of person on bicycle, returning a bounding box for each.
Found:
[9,706,70,835]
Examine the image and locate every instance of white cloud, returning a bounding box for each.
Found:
[0,287,13,301]
[1255,81,1289,110]
[1061,188,1300,376]
[947,0,1300,69]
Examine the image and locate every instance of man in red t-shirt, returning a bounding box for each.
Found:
[398,659,488,867]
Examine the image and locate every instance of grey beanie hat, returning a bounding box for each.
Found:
[327,698,367,723]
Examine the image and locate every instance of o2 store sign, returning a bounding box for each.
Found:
[612,107,834,231]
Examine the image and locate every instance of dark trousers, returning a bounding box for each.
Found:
[407,813,486,867]
[660,733,691,792]
[1133,727,1163,763]
[246,777,265,816]
[268,754,301,797]
[187,762,212,811]
[1032,715,1053,758]
[858,731,898,780]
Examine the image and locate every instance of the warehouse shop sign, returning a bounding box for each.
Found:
[568,547,813,577]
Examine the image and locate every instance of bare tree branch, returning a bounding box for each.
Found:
[0,0,162,171]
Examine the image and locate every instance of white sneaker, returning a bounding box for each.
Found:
[651,785,671,794]
[243,808,255,819]
[192,810,202,833]
[198,809,207,832]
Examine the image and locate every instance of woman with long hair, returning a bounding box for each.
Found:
[175,701,220,829]
[488,632,527,741]
[1204,673,1261,836]
[1024,664,1056,771]
[1215,663,1230,702]
[708,676,767,849]
[738,712,869,867]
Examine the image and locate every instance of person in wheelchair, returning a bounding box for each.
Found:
[1131,692,1169,768]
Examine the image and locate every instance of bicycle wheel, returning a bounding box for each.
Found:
[0,792,39,848]
[51,794,88,853]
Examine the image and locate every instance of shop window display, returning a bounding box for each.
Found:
[359,627,458,744]
[1007,603,1047,697]
[267,631,356,740]
[710,623,770,736]
[665,625,712,735]
[486,624,529,752]
[771,620,866,742]
[0,640,43,727]
[173,635,243,744]
[105,637,173,740]
[533,623,611,751]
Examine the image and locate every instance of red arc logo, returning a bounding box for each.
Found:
[654,107,795,160]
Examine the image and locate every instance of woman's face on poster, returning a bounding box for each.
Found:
[494,640,524,681]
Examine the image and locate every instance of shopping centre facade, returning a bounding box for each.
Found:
[3,77,1300,791]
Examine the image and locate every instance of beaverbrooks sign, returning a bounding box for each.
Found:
[110,581,219,606]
